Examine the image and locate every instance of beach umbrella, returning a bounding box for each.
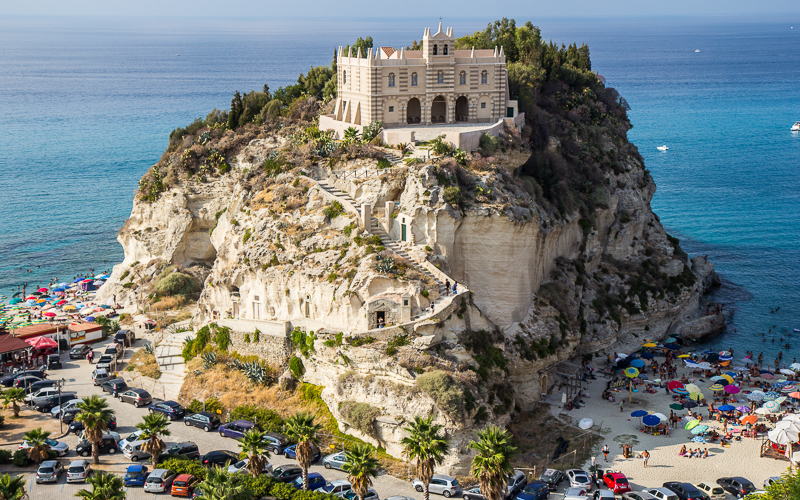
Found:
[689,392,705,402]
[685,384,702,394]
[776,397,787,405]
[670,403,684,411]
[692,436,706,443]
[718,405,735,412]
[691,425,709,435]
[653,412,668,422]
[788,392,800,399]
[678,354,691,358]
[741,358,755,365]
[761,373,776,380]
[631,410,649,417]
[62,305,76,311]
[776,420,800,434]
[642,415,660,426]
[709,383,724,391]
[755,407,770,415]
[741,415,759,425]
[641,352,655,359]
[768,427,799,445]
[42,312,56,317]
[781,385,796,392]
[706,353,720,362]
[8,298,21,304]
[668,381,685,391]
[736,406,750,413]
[630,359,646,368]
[685,419,701,430]
[764,392,781,401]
[719,355,732,362]
[748,391,765,401]
[56,300,66,306]
[724,385,741,394]
[673,387,689,396]
[93,307,105,313]
[642,343,657,348]
[791,363,800,371]
[37,287,48,292]
[665,337,677,343]
[720,374,735,384]
[710,376,726,382]
[764,401,781,413]
[625,367,639,378]
[780,369,796,376]
[578,418,593,430]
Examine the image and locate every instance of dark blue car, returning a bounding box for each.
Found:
[283,444,321,463]
[124,465,148,487]
[218,420,255,439]
[515,481,550,500]
[148,400,186,420]
[292,472,325,491]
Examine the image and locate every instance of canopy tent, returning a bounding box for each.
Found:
[25,336,58,349]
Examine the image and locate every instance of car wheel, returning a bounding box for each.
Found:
[108,447,115,454]
[81,450,90,457]
[132,455,139,462]
[272,447,280,454]
[415,485,424,493]
[134,402,139,408]
[285,452,291,458]
[324,463,332,470]
[220,432,225,438]
[204,425,210,432]
[185,420,190,426]
[443,492,451,498]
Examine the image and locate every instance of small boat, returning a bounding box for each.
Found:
[657,145,669,151]
[695,49,700,53]
[792,121,800,132]
[794,328,800,333]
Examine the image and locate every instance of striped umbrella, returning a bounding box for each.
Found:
[689,392,705,402]
[691,425,709,435]
[673,387,689,395]
[781,385,796,393]
[692,436,707,443]
[748,391,765,401]
[764,401,781,413]
[686,384,702,394]
[709,383,725,391]
[710,375,726,382]
[625,367,640,378]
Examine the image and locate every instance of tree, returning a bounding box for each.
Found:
[22,428,51,464]
[0,473,28,500]
[284,412,323,490]
[343,127,360,145]
[756,467,800,499]
[195,466,250,500]
[468,425,518,500]
[75,396,115,465]
[3,388,25,417]
[342,444,380,500]
[228,91,243,130]
[75,471,126,500]
[135,413,171,466]
[401,416,449,500]
[237,429,270,478]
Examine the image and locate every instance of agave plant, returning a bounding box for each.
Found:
[375,256,396,274]
[201,351,217,368]
[143,342,155,355]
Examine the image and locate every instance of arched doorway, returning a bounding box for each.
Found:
[540,374,549,395]
[455,96,469,122]
[406,98,421,124]
[431,95,446,123]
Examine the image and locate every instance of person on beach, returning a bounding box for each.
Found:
[702,448,709,458]
[642,450,650,467]
[603,444,609,461]
[678,445,687,456]
[620,400,624,412]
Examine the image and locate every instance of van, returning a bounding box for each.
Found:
[114,330,135,347]
[92,369,110,386]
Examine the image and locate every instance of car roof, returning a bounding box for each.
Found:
[175,474,194,480]
[128,465,145,471]
[329,479,352,486]
[308,473,324,479]
[730,477,751,482]
[230,419,254,426]
[40,460,58,467]
[150,469,173,477]
[162,400,181,407]
[432,474,456,480]
[130,388,148,394]
[69,460,89,466]
[608,472,626,479]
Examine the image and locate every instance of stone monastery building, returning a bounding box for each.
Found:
[320,23,521,145]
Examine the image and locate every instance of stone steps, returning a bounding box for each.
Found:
[317,181,361,215]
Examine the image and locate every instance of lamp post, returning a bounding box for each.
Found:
[57,378,66,434]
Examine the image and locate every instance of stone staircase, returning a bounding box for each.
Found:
[316,180,362,217]
[151,326,194,401]
[382,150,403,165]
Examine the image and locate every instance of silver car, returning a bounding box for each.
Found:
[322,452,348,471]
[622,493,658,500]
[144,469,178,493]
[35,460,64,483]
[321,479,353,496]
[566,469,593,491]
[20,438,69,457]
[227,458,273,475]
[412,474,462,498]
[50,398,82,418]
[564,488,588,500]
[25,388,60,406]
[67,460,92,483]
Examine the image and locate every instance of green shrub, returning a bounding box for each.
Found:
[270,482,298,500]
[241,474,279,498]
[244,333,251,343]
[289,356,305,379]
[155,272,200,296]
[0,449,11,464]
[416,371,464,420]
[218,162,231,174]
[478,132,500,155]
[253,329,260,342]
[377,158,391,169]
[291,328,315,356]
[230,405,284,433]
[323,332,344,348]
[323,201,345,219]
[243,228,253,244]
[338,401,380,437]
[421,289,429,298]
[443,186,463,207]
[327,272,338,283]
[214,326,232,351]
[160,457,207,480]
[120,270,130,280]
[0,414,4,428]
[385,334,409,356]
[12,449,30,467]
[263,156,289,177]
[350,336,374,347]
[187,397,223,415]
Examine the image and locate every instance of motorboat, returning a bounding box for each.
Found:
[657,145,669,151]
[792,121,800,132]
[695,49,700,53]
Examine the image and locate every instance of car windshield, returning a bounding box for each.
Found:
[39,467,54,474]
[45,439,57,446]
[68,467,85,473]
[174,481,187,487]
[292,477,303,486]
[322,483,336,493]
[124,433,139,441]
[126,471,142,478]
[146,477,161,483]
[234,460,246,469]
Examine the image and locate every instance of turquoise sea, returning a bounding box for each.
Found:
[1,15,798,358]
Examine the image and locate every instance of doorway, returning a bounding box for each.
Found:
[376,311,386,327]
[456,96,469,121]
[401,224,407,241]
[431,96,446,123]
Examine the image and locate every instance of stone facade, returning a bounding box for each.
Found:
[366,297,400,330]
[216,318,292,367]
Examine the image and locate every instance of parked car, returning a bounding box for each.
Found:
[23,379,56,395]
[91,368,109,386]
[78,430,120,443]
[184,411,221,432]
[165,442,200,460]
[322,452,348,471]
[123,439,153,462]
[563,489,588,500]
[566,470,593,491]
[343,488,379,500]
[592,492,616,500]
[2,369,46,386]
[412,474,462,498]
[763,477,781,489]
[20,438,69,457]
[50,398,82,418]
[200,450,239,468]
[716,477,756,498]
[35,460,64,483]
[60,407,82,424]
[77,435,117,457]
[25,387,62,406]
[218,420,255,439]
[145,468,177,493]
[171,474,200,497]
[515,481,550,500]
[105,344,124,360]
[13,376,43,389]
[284,443,321,462]
[228,458,273,475]
[149,400,185,420]
[622,493,658,500]
[507,471,528,497]
[461,487,486,500]
[321,479,353,496]
[291,472,326,491]
[69,345,92,359]
[69,415,117,434]
[663,482,708,500]
[539,469,565,491]
[694,483,724,500]
[604,472,632,494]
[119,388,152,407]
[119,430,145,450]
[46,354,63,370]
[645,488,679,500]
[385,496,416,500]
[263,432,293,453]
[124,465,149,487]
[66,460,92,483]
[95,355,116,372]
[114,330,135,347]
[270,465,303,483]
[101,378,128,397]
[35,393,78,412]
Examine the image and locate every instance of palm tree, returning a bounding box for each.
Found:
[0,473,28,500]
[3,388,25,417]
[22,428,51,464]
[342,444,380,500]
[135,413,171,466]
[195,467,249,500]
[237,429,270,477]
[401,416,449,500]
[343,127,361,145]
[284,412,323,490]
[75,396,115,465]
[467,425,518,500]
[75,471,126,500]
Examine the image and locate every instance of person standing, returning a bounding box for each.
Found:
[642,449,650,467]
[452,281,457,295]
[602,444,609,462]
[444,280,450,296]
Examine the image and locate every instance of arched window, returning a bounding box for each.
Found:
[459,71,466,85]
[444,44,448,55]
[388,73,395,87]
[343,71,347,84]
[481,70,488,84]
[411,72,418,86]
[437,70,444,84]
[433,44,438,55]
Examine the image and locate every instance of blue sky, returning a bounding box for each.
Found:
[3,0,799,17]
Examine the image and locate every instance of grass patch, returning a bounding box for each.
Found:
[130,350,161,379]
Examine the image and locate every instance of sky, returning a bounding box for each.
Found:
[3,0,800,18]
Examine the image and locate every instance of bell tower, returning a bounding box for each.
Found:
[422,22,454,61]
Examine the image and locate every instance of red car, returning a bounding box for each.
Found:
[603,472,631,494]
[170,474,200,497]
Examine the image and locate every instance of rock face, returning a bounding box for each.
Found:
[103,99,721,474]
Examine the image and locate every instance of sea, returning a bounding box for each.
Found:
[1,15,798,359]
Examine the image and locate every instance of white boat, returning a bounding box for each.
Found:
[657,145,669,151]
[792,121,800,132]
[695,49,700,53]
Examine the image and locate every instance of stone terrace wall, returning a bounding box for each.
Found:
[217,318,292,367]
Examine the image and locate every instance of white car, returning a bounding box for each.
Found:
[564,488,588,500]
[645,488,679,500]
[118,430,145,450]
[227,458,273,475]
[321,479,353,497]
[593,491,616,500]
[19,438,69,457]
[566,469,593,490]
[622,493,658,500]
[695,482,725,500]
[50,398,83,418]
[763,477,781,489]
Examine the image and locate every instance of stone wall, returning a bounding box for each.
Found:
[216,318,292,367]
